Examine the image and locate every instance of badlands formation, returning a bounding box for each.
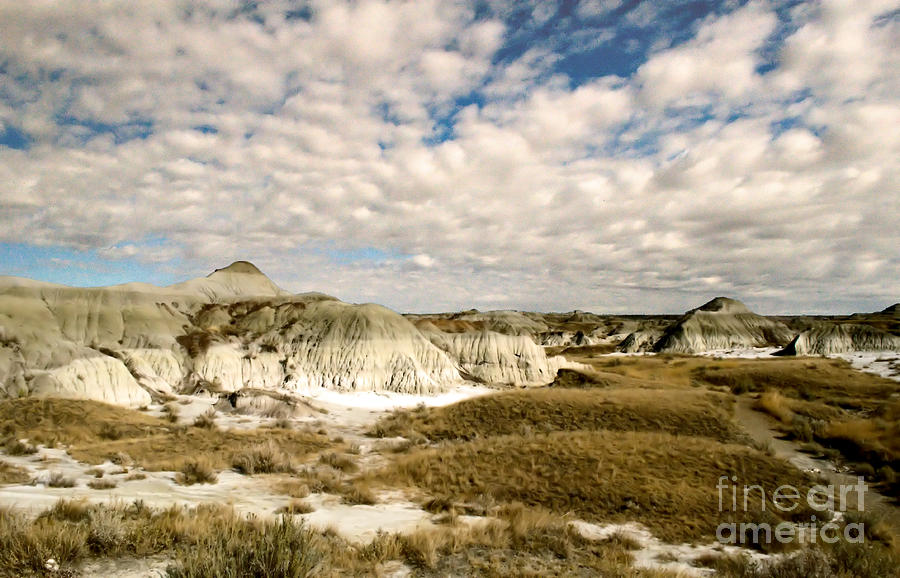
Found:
[1,262,898,409]
[0,262,568,407]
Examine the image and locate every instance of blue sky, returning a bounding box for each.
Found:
[0,0,897,314]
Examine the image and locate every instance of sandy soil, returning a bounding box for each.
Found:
[4,368,895,575]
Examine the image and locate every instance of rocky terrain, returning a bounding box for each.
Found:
[0,262,573,407]
[2,263,898,411]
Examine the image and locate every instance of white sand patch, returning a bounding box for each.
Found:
[571,520,776,576]
[298,491,435,543]
[305,383,494,412]
[829,351,900,382]
[298,383,494,431]
[695,347,781,359]
[0,446,293,518]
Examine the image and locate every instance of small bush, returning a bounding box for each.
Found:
[877,465,896,485]
[166,516,324,577]
[47,471,76,488]
[193,409,217,430]
[176,458,218,485]
[232,442,293,475]
[40,498,91,522]
[341,484,377,506]
[318,452,357,473]
[125,472,147,481]
[292,468,343,495]
[756,391,794,424]
[4,438,37,456]
[88,478,118,490]
[278,499,315,515]
[87,507,127,555]
[0,459,29,484]
[855,462,876,479]
[98,422,123,440]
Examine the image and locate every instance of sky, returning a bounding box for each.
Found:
[0,0,898,314]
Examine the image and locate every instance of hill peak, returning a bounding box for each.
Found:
[693,297,750,314]
[209,261,266,277]
[882,303,900,316]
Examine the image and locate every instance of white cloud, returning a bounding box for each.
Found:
[637,3,777,107]
[0,0,897,314]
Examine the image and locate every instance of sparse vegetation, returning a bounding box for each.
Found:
[371,429,815,543]
[232,441,294,474]
[192,408,217,430]
[278,499,315,515]
[166,514,325,577]
[88,478,118,490]
[4,438,37,456]
[341,482,377,506]
[371,387,739,443]
[47,471,76,488]
[318,452,358,473]
[176,458,218,485]
[0,460,29,484]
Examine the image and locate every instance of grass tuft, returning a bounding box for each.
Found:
[87,478,118,490]
[46,471,76,488]
[232,441,294,475]
[175,458,217,486]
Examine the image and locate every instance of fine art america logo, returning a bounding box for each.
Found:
[716,475,868,545]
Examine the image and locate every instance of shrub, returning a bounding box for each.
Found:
[4,438,37,456]
[98,422,123,440]
[193,409,217,430]
[86,508,127,555]
[88,478,118,490]
[40,499,91,523]
[47,471,76,488]
[278,499,315,515]
[877,465,896,485]
[0,459,29,484]
[232,442,293,475]
[341,484,377,506]
[318,452,357,474]
[176,458,217,485]
[166,516,324,577]
[756,391,794,424]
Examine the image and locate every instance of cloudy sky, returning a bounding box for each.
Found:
[1,0,897,314]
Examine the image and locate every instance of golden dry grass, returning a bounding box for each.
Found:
[565,354,900,495]
[68,426,329,473]
[371,387,739,443]
[0,460,29,484]
[348,503,677,576]
[0,398,165,445]
[689,357,898,410]
[0,499,684,577]
[822,400,900,475]
[371,429,814,544]
[755,391,795,424]
[0,398,330,474]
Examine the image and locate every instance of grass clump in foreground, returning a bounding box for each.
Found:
[371,387,739,443]
[371,429,816,545]
[166,515,324,578]
[0,500,327,578]
[3,499,893,577]
[0,499,671,577]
